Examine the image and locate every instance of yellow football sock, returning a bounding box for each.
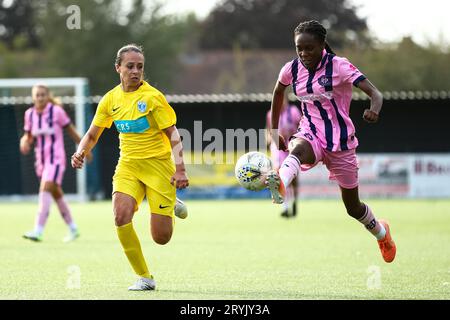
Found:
[116,222,151,279]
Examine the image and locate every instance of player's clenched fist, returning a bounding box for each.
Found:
[19,135,32,155]
[170,171,189,189]
[363,109,379,123]
[71,150,86,169]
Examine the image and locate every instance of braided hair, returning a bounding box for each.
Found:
[115,43,144,66]
[294,20,335,54]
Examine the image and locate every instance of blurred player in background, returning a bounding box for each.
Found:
[266,20,396,263]
[20,84,89,242]
[71,44,189,291]
[266,94,301,218]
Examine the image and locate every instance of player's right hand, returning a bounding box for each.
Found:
[71,150,86,169]
[363,109,379,123]
[19,141,30,155]
[170,170,189,190]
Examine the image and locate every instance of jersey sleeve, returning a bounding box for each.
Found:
[338,57,366,86]
[23,108,32,132]
[55,105,72,128]
[277,61,294,86]
[92,93,114,128]
[151,93,176,130]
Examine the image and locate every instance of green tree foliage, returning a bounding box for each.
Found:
[0,0,40,48]
[0,0,191,94]
[37,0,192,94]
[0,0,448,93]
[199,0,369,49]
[342,37,450,91]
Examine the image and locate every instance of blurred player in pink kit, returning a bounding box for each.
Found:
[266,95,301,218]
[20,84,90,242]
[265,20,396,263]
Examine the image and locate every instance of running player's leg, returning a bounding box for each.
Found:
[272,147,291,217]
[23,167,53,241]
[280,149,296,217]
[340,186,396,263]
[291,176,298,217]
[51,184,80,242]
[44,165,79,242]
[52,185,75,226]
[266,133,317,204]
[114,191,154,290]
[327,149,396,263]
[113,160,154,290]
[340,186,385,237]
[145,158,176,245]
[150,214,173,245]
[274,144,300,217]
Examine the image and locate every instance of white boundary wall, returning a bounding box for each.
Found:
[297,153,450,198]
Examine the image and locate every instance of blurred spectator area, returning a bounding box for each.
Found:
[173,49,294,94]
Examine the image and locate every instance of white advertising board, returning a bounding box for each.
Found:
[409,155,450,197]
[298,154,450,198]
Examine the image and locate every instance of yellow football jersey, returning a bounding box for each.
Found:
[93,81,176,159]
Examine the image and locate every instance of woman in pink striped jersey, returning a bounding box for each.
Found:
[266,94,302,218]
[266,20,396,263]
[20,84,91,242]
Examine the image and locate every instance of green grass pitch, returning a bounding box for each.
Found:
[0,199,449,300]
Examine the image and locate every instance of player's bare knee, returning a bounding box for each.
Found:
[114,214,128,226]
[113,206,133,226]
[114,215,127,226]
[289,140,315,164]
[41,181,55,193]
[289,144,302,159]
[52,187,63,200]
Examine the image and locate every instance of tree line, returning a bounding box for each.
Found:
[0,0,448,95]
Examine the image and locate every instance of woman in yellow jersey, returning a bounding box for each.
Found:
[71,44,189,291]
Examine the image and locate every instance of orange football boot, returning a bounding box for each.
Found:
[377,219,396,263]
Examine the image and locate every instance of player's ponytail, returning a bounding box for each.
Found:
[324,41,335,55]
[48,92,62,106]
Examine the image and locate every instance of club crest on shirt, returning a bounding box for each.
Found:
[318,75,332,87]
[137,101,147,113]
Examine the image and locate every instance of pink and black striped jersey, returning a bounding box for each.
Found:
[23,102,71,167]
[278,49,366,152]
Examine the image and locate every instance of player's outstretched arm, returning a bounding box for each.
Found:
[65,123,93,162]
[71,123,104,169]
[357,79,383,123]
[163,125,189,190]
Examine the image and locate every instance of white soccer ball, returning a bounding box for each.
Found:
[235,151,273,191]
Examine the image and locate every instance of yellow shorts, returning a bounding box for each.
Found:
[112,156,176,217]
